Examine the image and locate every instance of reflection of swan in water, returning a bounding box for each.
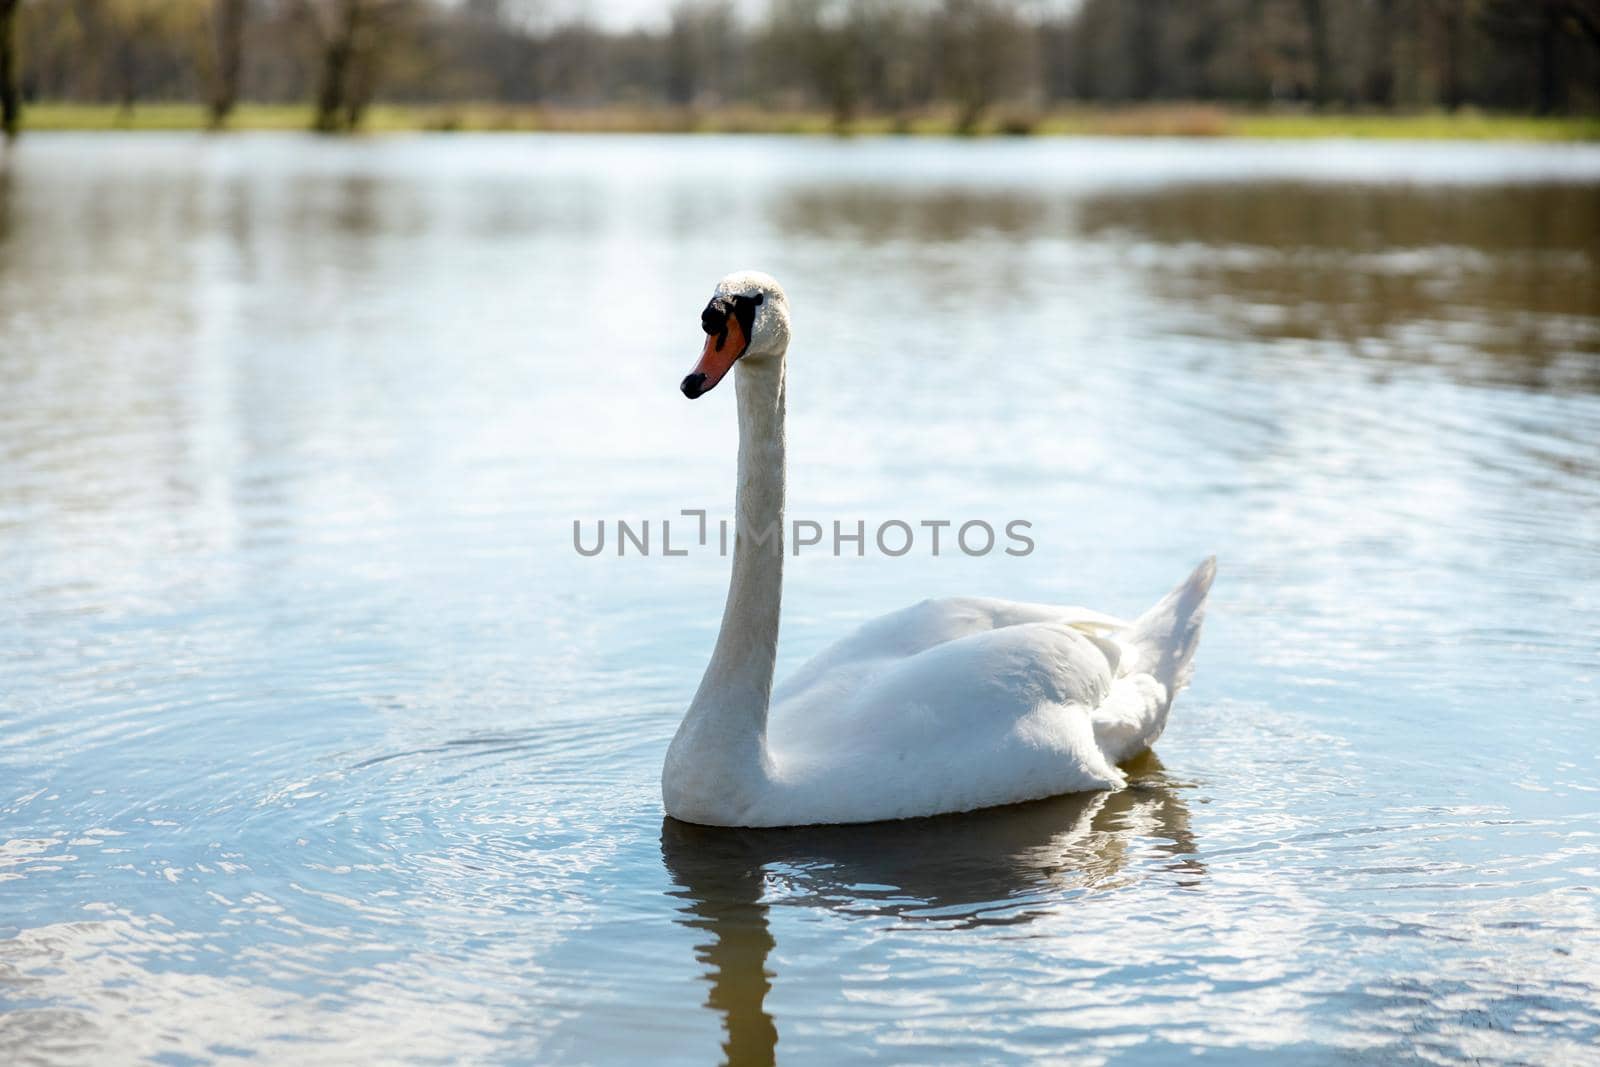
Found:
[660,752,1200,1065]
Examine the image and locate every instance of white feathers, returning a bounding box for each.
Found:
[662,272,1216,827]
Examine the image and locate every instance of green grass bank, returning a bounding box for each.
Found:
[16,102,1600,141]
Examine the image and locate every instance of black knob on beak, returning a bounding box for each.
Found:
[681,372,708,399]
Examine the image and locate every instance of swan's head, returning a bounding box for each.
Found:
[681,271,791,399]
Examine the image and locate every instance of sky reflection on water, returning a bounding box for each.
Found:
[1,134,1598,1065]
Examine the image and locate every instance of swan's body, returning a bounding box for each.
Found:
[664,271,1215,828]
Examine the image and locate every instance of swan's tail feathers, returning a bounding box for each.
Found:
[1124,556,1216,695]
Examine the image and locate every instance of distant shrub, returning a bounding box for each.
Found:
[997,111,1040,136]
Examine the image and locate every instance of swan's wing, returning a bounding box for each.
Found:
[772,596,1126,707]
[769,618,1120,754]
[763,620,1126,822]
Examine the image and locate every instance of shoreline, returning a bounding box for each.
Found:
[14,103,1600,141]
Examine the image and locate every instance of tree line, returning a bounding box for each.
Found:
[3,0,1598,136]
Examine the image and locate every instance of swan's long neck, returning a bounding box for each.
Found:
[669,353,786,801]
[707,357,786,714]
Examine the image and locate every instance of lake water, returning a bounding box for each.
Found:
[2,133,1598,1065]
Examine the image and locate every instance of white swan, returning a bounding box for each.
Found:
[663,271,1215,828]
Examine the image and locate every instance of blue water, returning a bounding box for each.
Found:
[2,134,1598,1064]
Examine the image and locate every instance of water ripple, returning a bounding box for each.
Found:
[2,135,1597,1065]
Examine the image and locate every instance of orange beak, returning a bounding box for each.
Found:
[680,309,749,399]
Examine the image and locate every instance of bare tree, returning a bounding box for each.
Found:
[1365,0,1397,106]
[855,0,926,127]
[96,0,202,115]
[937,0,1027,134]
[1299,0,1333,107]
[667,1,737,107]
[1,0,19,138]
[1536,0,1565,113]
[766,0,863,131]
[206,0,248,128]
[1435,0,1467,111]
[300,0,413,132]
[306,0,364,131]
[1481,0,1600,114]
[344,16,384,128]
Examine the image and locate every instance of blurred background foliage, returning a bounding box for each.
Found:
[1,0,1598,135]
